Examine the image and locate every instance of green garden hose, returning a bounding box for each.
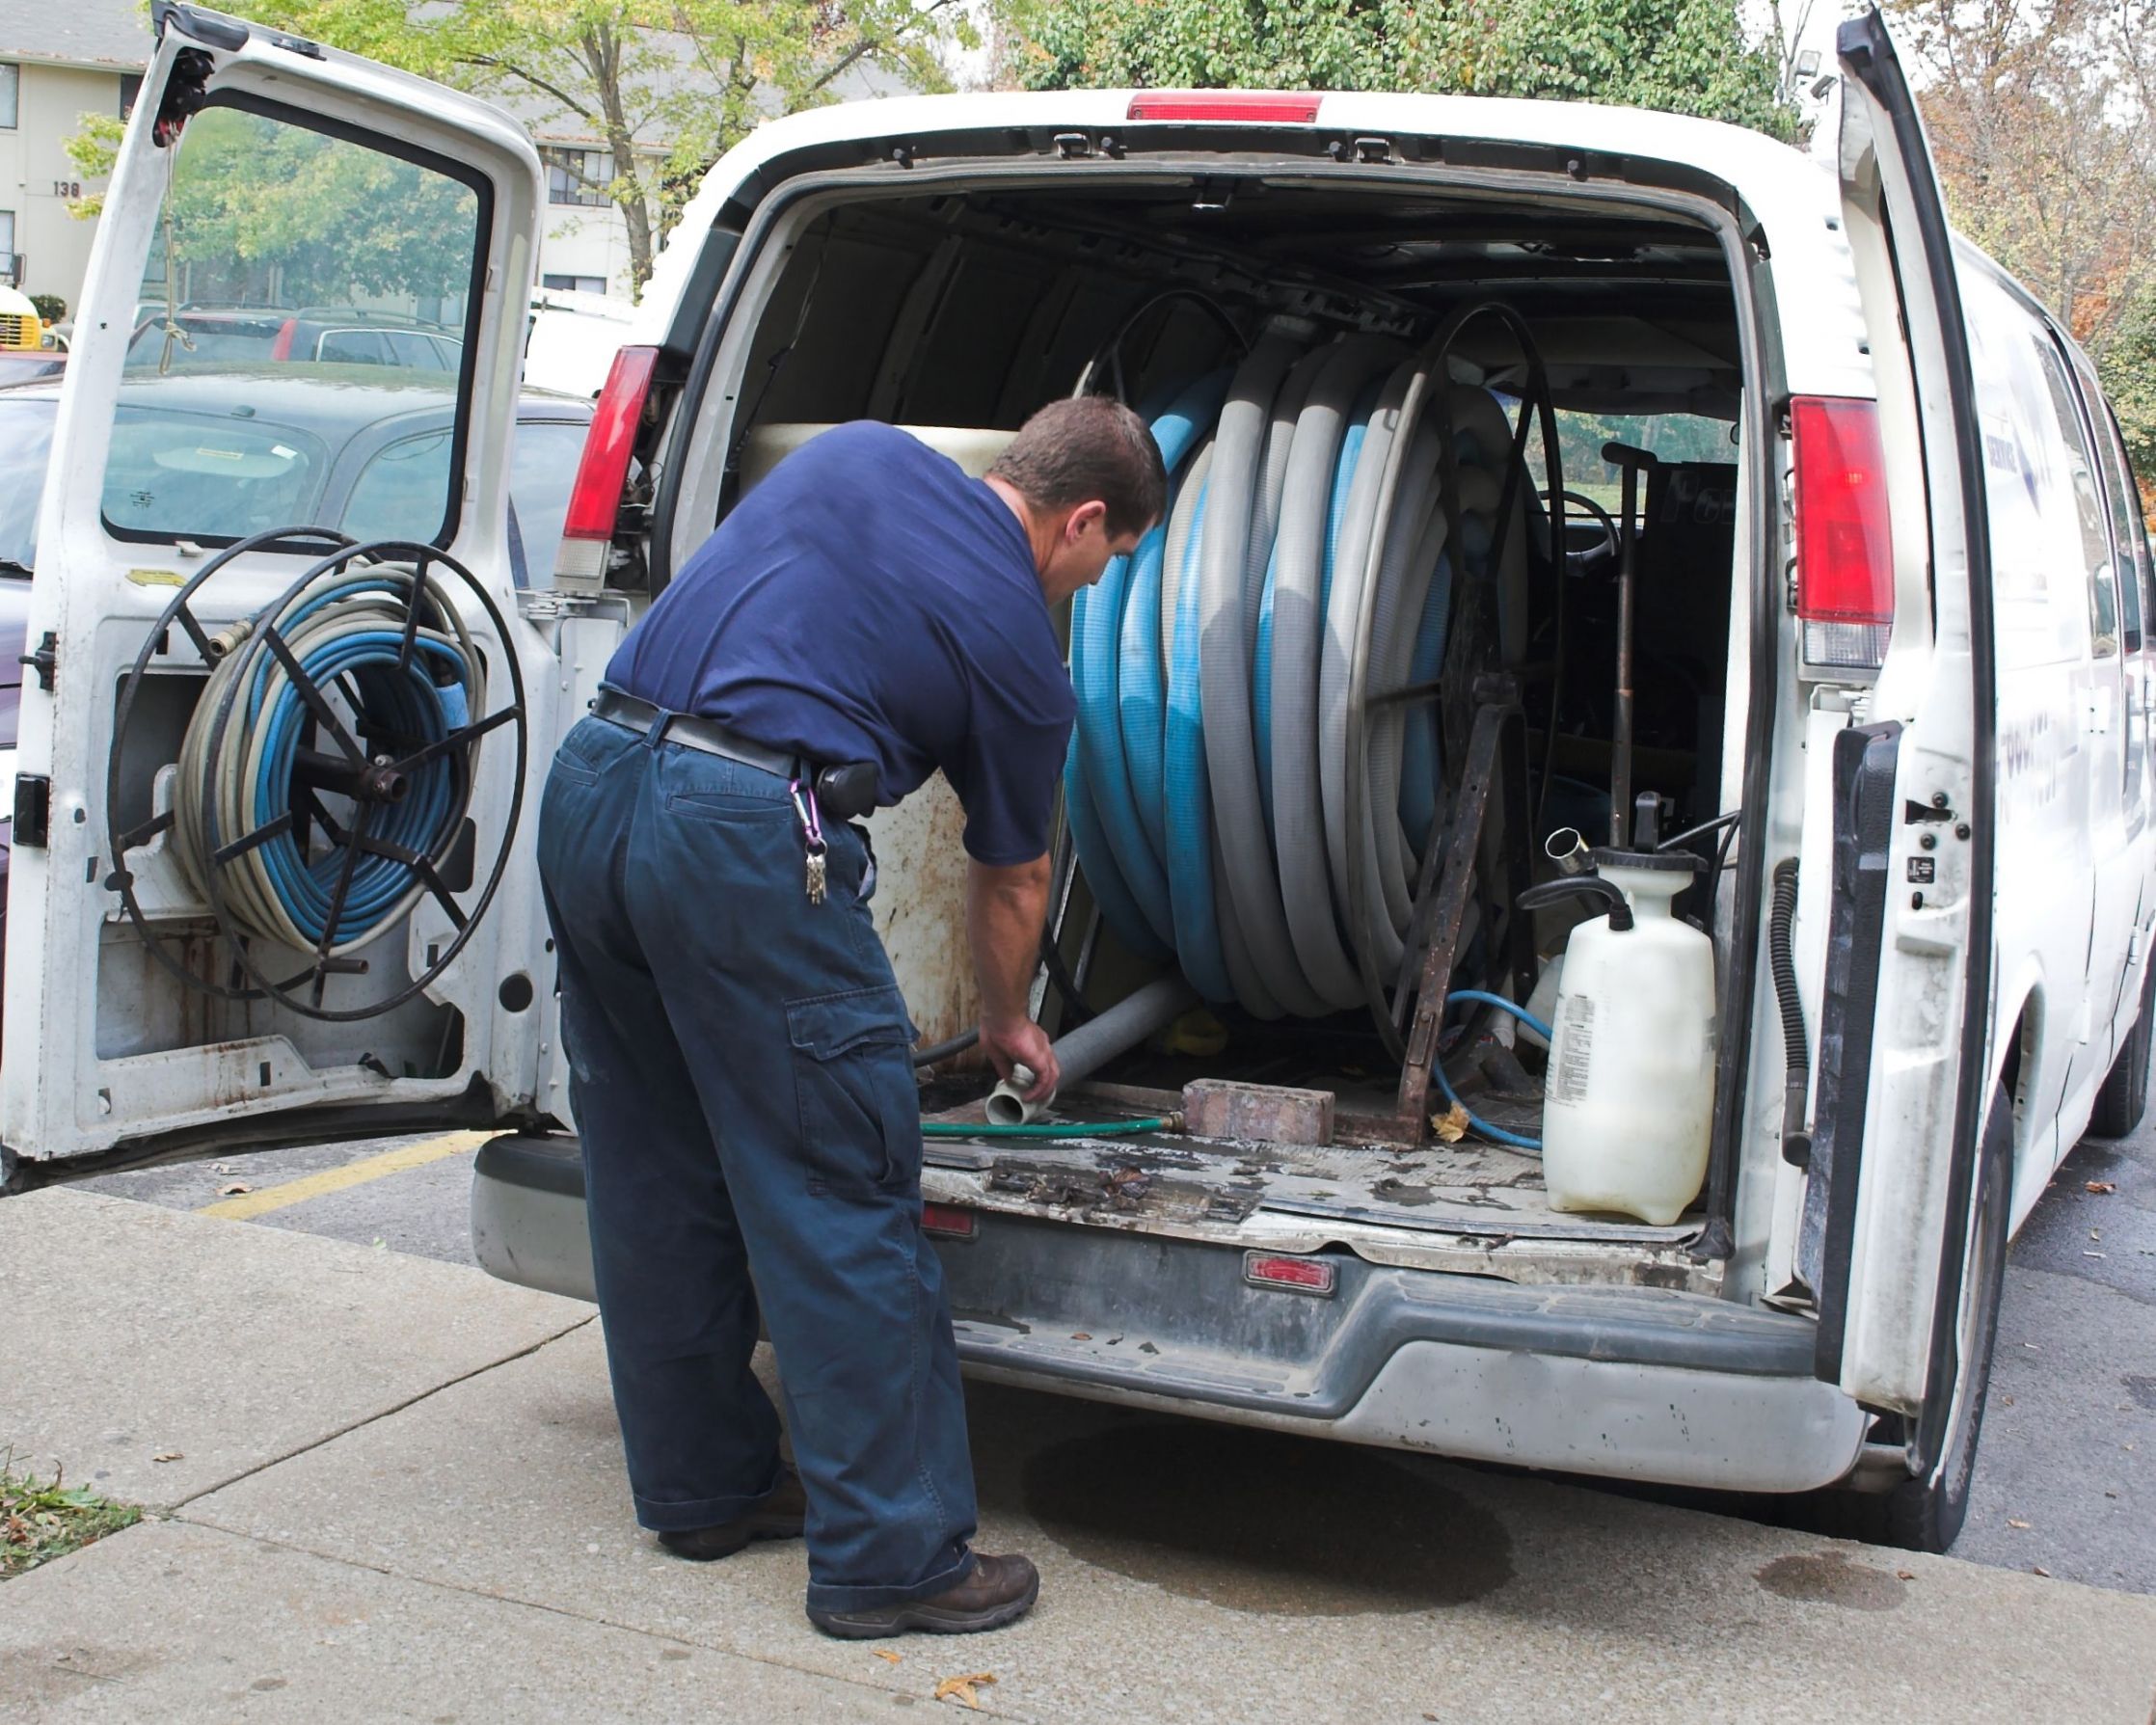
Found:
[920,1116,1177,1141]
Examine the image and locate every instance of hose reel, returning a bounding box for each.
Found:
[1065,303,1566,1059]
[105,528,529,1023]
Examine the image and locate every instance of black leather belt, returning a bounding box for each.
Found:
[590,689,799,779]
[588,689,880,821]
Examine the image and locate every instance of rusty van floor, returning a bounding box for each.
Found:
[922,1107,1693,1250]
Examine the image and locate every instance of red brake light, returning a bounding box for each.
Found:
[1244,1251,1335,1295]
[269,318,295,362]
[1126,93,1321,124]
[556,344,659,586]
[922,1203,977,1240]
[1792,396,1894,671]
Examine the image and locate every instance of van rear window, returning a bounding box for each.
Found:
[104,99,484,547]
[101,407,328,539]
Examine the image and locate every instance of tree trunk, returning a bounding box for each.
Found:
[580,24,658,292]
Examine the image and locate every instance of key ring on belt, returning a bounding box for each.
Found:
[789,775,828,904]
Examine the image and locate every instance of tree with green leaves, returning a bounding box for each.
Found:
[2101,283,2156,485]
[169,0,971,291]
[1001,0,1794,137]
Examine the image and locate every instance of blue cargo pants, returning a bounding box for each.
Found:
[535,712,979,1614]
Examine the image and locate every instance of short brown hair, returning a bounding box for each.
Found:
[988,396,1167,540]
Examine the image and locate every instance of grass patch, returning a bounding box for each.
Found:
[1,1459,142,1580]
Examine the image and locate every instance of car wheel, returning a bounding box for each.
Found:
[2090,958,2154,1139]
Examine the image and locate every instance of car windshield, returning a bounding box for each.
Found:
[0,396,57,571]
[4,391,579,576]
[101,404,332,540]
[508,418,591,582]
[112,104,482,542]
[128,318,288,367]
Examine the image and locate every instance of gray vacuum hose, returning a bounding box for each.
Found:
[1199,333,1330,1016]
[1268,337,1401,1008]
[984,974,1201,1126]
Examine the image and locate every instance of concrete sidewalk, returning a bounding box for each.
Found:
[6,1188,2156,1723]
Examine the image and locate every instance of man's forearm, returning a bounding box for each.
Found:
[967,854,1052,1030]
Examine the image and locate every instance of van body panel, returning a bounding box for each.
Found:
[0,10,553,1167]
[472,1133,1866,1492]
[1821,16,1994,1424]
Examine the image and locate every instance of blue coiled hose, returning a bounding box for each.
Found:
[176,566,483,956]
[1066,343,1521,1026]
[1435,988,1553,1152]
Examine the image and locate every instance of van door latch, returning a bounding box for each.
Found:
[13,775,49,849]
[20,632,56,693]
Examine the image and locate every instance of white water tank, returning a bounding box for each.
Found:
[1540,849,1716,1226]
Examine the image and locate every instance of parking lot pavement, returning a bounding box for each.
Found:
[1954,1120,2156,1593]
[60,1097,2156,1599]
[7,1187,2156,1724]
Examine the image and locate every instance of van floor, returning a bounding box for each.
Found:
[921,1090,1695,1249]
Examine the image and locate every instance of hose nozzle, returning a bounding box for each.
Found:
[1545,827,1593,876]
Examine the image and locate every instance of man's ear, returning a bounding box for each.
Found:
[1064,499,1110,543]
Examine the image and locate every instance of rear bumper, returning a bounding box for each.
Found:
[472,1133,1865,1494]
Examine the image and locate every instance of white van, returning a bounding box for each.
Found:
[9,3,2149,1556]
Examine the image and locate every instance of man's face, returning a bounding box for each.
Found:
[1039,499,1148,605]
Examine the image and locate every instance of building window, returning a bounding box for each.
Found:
[544,148,610,207]
[0,211,17,288]
[542,274,609,295]
[1,63,19,129]
[120,73,142,121]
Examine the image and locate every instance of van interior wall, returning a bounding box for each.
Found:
[724,175,1747,1119]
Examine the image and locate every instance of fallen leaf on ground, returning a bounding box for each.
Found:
[152,1452,183,1464]
[1897,1570,1916,1581]
[1432,1102,1470,1144]
[2008,1518,2032,1529]
[2033,1565,2052,1577]
[873,1651,902,1666]
[1070,1332,1091,1341]
[933,1672,996,1709]
[2087,1180,2117,1194]
[216,1182,252,1197]
[210,1163,232,1174]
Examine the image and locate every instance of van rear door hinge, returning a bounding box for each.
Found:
[20,631,56,692]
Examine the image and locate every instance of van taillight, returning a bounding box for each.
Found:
[555,344,659,586]
[1126,93,1321,123]
[1791,396,1894,672]
[1243,1251,1335,1295]
[921,1203,977,1240]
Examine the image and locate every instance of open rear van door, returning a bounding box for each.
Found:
[0,3,552,1182]
[1800,9,2001,1509]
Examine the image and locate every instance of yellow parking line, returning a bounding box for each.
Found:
[198,1130,492,1221]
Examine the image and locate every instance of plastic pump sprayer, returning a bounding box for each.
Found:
[1518,843,1716,1225]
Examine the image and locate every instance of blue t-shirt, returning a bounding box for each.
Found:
[606,421,1073,867]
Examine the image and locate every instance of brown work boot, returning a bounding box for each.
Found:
[806,1551,1040,1639]
[657,1470,808,1561]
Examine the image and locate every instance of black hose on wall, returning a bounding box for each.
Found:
[1769,856,1811,1168]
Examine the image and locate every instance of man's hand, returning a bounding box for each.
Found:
[981,1014,1059,1103]
[967,854,1056,1102]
